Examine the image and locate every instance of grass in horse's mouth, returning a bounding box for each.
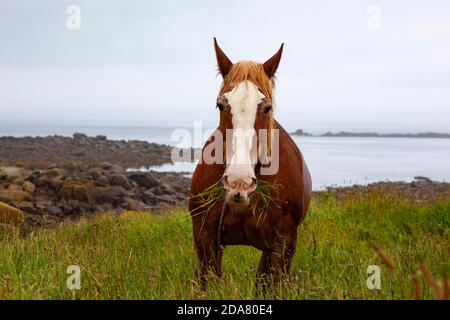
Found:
[253,179,283,209]
[189,179,282,221]
[189,179,224,218]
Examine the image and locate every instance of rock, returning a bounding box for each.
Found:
[96,162,113,170]
[0,185,32,202]
[414,176,432,182]
[60,199,82,215]
[155,194,176,205]
[109,164,124,173]
[130,181,138,188]
[61,160,79,171]
[75,202,91,215]
[48,163,58,169]
[123,198,146,211]
[66,199,80,210]
[28,170,63,191]
[151,186,165,196]
[20,203,41,216]
[128,173,159,189]
[50,178,64,192]
[59,180,95,204]
[73,133,88,141]
[46,206,63,216]
[0,201,25,225]
[160,183,176,194]
[33,161,49,170]
[96,175,109,186]
[0,166,29,182]
[94,203,114,213]
[34,176,52,188]
[22,181,36,194]
[109,174,132,190]
[26,170,42,183]
[290,129,313,136]
[141,191,157,205]
[34,198,54,210]
[89,169,102,181]
[92,186,127,204]
[44,168,63,178]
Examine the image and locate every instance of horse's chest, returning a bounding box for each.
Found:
[221,210,273,250]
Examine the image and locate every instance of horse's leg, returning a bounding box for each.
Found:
[256,232,297,293]
[270,233,297,282]
[256,251,272,293]
[194,231,223,287]
[256,231,298,292]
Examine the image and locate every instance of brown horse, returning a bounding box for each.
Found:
[189,38,312,288]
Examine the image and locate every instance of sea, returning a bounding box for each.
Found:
[1,121,449,190]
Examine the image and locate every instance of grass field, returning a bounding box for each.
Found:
[0,191,449,300]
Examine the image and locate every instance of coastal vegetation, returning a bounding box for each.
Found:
[1,187,448,299]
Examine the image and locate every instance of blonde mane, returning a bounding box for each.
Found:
[219,61,275,100]
[219,61,275,158]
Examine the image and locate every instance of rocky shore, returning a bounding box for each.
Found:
[318,176,450,204]
[321,131,450,138]
[0,133,173,168]
[0,134,191,226]
[290,129,450,138]
[0,162,191,226]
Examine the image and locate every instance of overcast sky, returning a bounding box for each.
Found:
[1,0,449,129]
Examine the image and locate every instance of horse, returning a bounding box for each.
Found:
[189,38,312,288]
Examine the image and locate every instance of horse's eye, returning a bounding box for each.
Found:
[263,105,272,114]
[217,104,224,112]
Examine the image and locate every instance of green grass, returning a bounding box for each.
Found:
[0,191,448,300]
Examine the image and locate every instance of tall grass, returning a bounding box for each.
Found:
[0,191,448,300]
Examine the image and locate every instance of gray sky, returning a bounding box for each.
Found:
[1,0,450,129]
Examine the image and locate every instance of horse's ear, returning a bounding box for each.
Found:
[214,38,233,78]
[263,43,284,78]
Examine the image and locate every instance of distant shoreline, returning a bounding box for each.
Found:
[290,129,450,139]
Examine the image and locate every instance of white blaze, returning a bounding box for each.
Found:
[224,81,264,178]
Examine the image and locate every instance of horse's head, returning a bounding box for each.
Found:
[214,38,283,205]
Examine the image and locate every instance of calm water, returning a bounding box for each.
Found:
[293,136,450,189]
[142,136,450,190]
[1,122,450,190]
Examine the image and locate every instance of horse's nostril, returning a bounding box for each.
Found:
[247,177,257,191]
[233,193,242,202]
[222,175,229,187]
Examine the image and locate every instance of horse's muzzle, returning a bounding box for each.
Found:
[223,175,257,204]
